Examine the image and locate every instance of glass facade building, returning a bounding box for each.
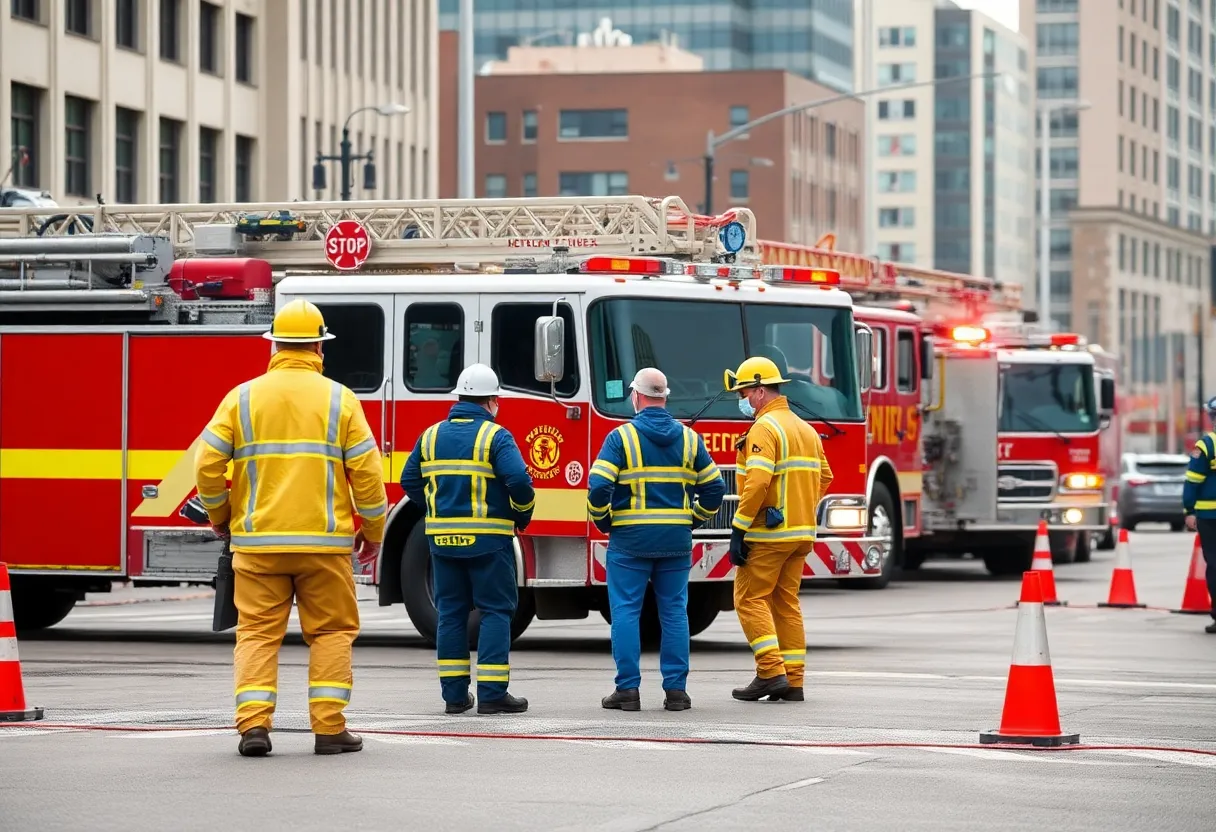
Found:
[438,0,856,92]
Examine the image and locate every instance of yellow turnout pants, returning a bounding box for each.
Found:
[733,540,812,686]
[232,552,360,735]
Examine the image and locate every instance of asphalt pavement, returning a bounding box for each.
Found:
[3,527,1215,831]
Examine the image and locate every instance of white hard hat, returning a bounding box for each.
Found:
[455,363,502,397]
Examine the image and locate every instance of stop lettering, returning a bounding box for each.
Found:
[324,220,372,271]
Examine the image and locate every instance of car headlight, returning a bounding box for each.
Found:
[1061,473,1103,490]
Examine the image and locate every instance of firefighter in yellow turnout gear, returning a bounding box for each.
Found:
[194,299,388,757]
[725,356,834,702]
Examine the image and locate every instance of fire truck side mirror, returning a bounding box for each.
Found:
[1099,376,1116,413]
[920,335,934,381]
[854,324,873,391]
[534,315,566,383]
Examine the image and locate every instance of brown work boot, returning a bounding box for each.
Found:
[314,730,363,755]
[237,727,272,757]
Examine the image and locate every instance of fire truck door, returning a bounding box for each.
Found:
[922,352,999,524]
[477,293,590,537]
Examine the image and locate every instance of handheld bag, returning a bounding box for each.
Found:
[179,496,239,632]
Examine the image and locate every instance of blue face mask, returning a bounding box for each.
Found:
[738,396,756,419]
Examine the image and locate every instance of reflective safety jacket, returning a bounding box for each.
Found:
[194,351,388,555]
[732,397,833,544]
[400,402,535,557]
[1183,431,1216,518]
[587,406,726,558]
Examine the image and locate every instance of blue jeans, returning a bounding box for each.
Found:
[606,548,691,692]
[432,543,517,704]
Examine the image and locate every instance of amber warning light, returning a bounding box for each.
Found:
[760,266,841,285]
[579,256,674,275]
[951,325,990,344]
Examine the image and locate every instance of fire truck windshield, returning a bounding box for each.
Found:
[587,298,864,422]
[998,362,1097,434]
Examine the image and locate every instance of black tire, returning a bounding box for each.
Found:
[399,523,535,649]
[1050,531,1077,565]
[1095,526,1116,550]
[983,543,1033,577]
[842,481,899,590]
[1121,517,1138,531]
[902,548,927,570]
[1075,531,1092,563]
[11,580,78,631]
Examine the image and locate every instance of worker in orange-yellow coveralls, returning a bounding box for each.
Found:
[194,299,387,757]
[725,356,833,703]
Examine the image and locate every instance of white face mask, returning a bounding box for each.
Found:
[631,392,641,414]
[489,400,499,420]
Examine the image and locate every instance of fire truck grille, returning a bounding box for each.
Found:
[997,464,1057,501]
[694,467,738,535]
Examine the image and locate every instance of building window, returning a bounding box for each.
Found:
[64,96,92,198]
[9,83,40,187]
[199,2,220,74]
[878,134,916,156]
[522,173,537,198]
[877,99,916,120]
[729,105,750,129]
[878,63,916,85]
[879,26,916,46]
[11,0,38,22]
[485,112,506,143]
[558,171,629,196]
[522,110,537,142]
[1037,22,1079,56]
[66,0,92,36]
[236,13,255,84]
[160,0,180,62]
[879,207,915,228]
[484,174,507,198]
[235,135,254,201]
[198,127,218,203]
[1037,66,1079,98]
[115,107,139,203]
[116,0,139,49]
[878,171,916,193]
[729,170,749,200]
[158,118,181,202]
[877,242,916,262]
[558,109,628,140]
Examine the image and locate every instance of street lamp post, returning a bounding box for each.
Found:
[313,103,410,200]
[703,71,1006,217]
[1036,99,1090,328]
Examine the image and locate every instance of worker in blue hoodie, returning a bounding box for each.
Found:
[588,368,726,711]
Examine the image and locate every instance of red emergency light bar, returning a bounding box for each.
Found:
[950,325,990,344]
[1051,333,1081,346]
[761,266,841,285]
[580,256,671,275]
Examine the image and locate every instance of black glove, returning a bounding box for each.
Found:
[593,516,613,536]
[729,527,749,567]
[514,513,532,533]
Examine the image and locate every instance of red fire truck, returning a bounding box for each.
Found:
[759,238,1119,579]
[0,196,886,639]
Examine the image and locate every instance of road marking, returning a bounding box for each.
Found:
[114,729,233,739]
[1097,749,1216,768]
[367,735,469,747]
[916,747,1142,766]
[773,777,825,791]
[806,670,1216,691]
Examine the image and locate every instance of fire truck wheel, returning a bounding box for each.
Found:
[842,482,899,590]
[1075,532,1093,563]
[10,580,78,631]
[1049,531,1077,565]
[982,544,1033,577]
[1094,527,1116,550]
[399,523,536,649]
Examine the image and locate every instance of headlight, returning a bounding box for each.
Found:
[1063,508,1084,524]
[825,506,867,529]
[1061,473,1103,490]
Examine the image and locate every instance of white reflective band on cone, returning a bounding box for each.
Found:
[0,636,19,662]
[1030,555,1053,571]
[1010,603,1051,666]
[0,589,12,624]
[1113,538,1132,570]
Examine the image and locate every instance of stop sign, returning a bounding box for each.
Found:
[324,220,372,271]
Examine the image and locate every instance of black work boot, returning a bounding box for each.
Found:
[732,674,790,701]
[767,687,805,702]
[237,726,271,757]
[315,730,363,755]
[445,693,475,715]
[1205,621,1216,634]
[478,692,529,714]
[602,688,641,711]
[664,690,692,711]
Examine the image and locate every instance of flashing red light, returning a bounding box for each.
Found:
[580,256,667,275]
[1051,332,1081,346]
[950,325,990,344]
[764,266,841,285]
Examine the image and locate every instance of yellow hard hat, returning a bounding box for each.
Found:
[263,299,336,343]
[724,356,790,392]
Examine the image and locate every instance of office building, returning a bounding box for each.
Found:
[437,1,856,92]
[1023,0,1215,449]
[437,35,866,248]
[1,0,437,205]
[859,0,1034,286]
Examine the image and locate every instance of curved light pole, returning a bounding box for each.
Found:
[314,103,411,200]
[703,71,1010,217]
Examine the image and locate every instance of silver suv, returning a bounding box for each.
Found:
[1117,452,1189,531]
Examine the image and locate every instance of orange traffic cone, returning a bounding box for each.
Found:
[0,563,44,722]
[1028,520,1064,606]
[1172,535,1212,615]
[980,571,1080,747]
[1098,529,1145,609]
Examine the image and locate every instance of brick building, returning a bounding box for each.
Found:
[439,36,865,248]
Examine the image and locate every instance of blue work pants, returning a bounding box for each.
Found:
[433,543,517,704]
[606,548,691,692]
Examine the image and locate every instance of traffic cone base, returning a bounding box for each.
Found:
[1098,529,1146,608]
[0,563,43,722]
[1172,535,1212,615]
[981,571,1079,747]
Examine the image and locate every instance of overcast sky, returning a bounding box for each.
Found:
[949,0,1020,33]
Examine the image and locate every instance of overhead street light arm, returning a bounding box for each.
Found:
[314,103,411,201]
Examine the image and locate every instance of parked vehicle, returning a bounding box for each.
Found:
[1117,453,1189,531]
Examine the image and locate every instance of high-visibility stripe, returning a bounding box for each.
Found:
[749,634,779,655]
[477,663,510,683]
[234,686,277,709]
[744,526,817,541]
[425,518,515,535]
[745,456,776,474]
[0,636,19,661]
[201,429,233,457]
[308,681,352,704]
[617,469,697,484]
[590,459,619,478]
[1186,471,1206,483]
[509,496,535,512]
[781,650,806,666]
[197,490,229,509]
[1195,500,1216,510]
[324,383,342,534]
[691,502,717,521]
[230,532,355,549]
[695,464,719,485]
[233,441,342,461]
[613,509,694,522]
[1010,602,1051,666]
[0,590,12,624]
[237,383,258,535]
[344,436,377,461]
[439,658,471,678]
[420,462,496,476]
[357,501,388,518]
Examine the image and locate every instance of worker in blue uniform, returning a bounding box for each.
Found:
[401,363,536,712]
[1181,395,1216,634]
[588,368,726,711]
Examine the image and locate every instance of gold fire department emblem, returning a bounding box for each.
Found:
[525,425,563,480]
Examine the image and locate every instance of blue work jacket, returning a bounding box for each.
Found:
[1183,431,1216,519]
[401,402,535,556]
[587,406,726,558]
